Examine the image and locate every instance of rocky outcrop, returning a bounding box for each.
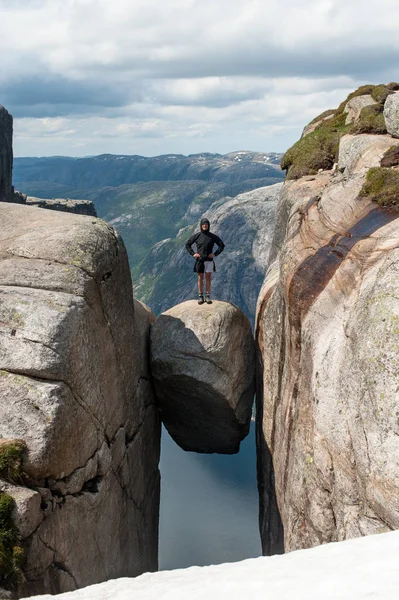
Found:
[344,95,375,125]
[0,103,95,217]
[135,183,282,326]
[337,134,399,176]
[0,204,160,596]
[282,84,399,182]
[151,301,255,454]
[256,89,399,555]
[12,191,97,216]
[384,92,399,137]
[0,106,13,203]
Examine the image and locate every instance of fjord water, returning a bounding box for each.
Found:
[159,422,261,570]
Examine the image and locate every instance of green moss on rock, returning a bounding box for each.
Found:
[0,440,26,483]
[352,103,387,134]
[335,85,376,115]
[360,167,399,210]
[308,109,335,126]
[281,113,350,179]
[0,492,24,589]
[334,83,396,116]
[282,82,399,180]
[371,84,394,104]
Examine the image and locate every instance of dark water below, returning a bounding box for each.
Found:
[158,422,261,570]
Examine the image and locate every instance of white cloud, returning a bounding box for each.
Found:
[2,0,399,156]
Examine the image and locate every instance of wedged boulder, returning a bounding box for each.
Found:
[0,203,160,596]
[384,92,399,137]
[151,300,255,454]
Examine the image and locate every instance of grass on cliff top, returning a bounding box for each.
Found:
[359,167,399,211]
[0,440,26,483]
[281,83,399,180]
[308,109,336,126]
[334,83,397,115]
[352,104,387,135]
[281,112,350,179]
[335,84,376,115]
[0,492,24,589]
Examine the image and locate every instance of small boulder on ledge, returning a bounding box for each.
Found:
[150,300,255,454]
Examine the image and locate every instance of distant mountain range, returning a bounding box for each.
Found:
[14,151,283,195]
[14,151,284,322]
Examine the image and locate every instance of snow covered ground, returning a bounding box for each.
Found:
[27,530,399,600]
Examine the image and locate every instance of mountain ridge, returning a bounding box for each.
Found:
[13,151,283,190]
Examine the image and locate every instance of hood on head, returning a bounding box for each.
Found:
[200,217,210,231]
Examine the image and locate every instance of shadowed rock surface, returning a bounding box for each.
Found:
[0,106,13,203]
[256,90,399,555]
[151,301,255,454]
[0,204,160,596]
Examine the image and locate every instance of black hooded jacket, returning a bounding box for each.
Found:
[185,218,225,266]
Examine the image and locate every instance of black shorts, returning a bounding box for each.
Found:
[194,259,216,273]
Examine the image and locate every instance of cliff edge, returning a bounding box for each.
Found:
[256,83,399,554]
[0,204,160,596]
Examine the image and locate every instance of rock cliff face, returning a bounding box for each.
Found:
[256,85,399,554]
[151,301,255,454]
[0,204,160,596]
[0,106,13,203]
[0,103,95,217]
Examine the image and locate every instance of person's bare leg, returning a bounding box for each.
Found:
[198,273,204,295]
[205,272,212,294]
[205,273,213,303]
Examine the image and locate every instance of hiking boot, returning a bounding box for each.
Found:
[205,293,212,304]
[198,294,205,305]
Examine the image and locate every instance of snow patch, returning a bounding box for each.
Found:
[27,530,399,600]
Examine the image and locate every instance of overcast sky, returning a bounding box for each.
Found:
[2,0,399,157]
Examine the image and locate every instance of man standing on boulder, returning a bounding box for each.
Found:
[185,217,225,305]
